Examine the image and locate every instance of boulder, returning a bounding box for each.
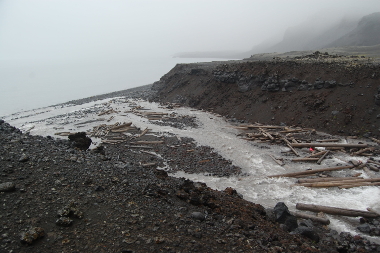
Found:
[68,132,92,150]
[291,226,320,242]
[273,202,298,231]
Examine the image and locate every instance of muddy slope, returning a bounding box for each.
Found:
[152,52,380,137]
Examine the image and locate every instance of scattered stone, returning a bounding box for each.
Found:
[68,132,92,150]
[0,182,15,192]
[357,223,371,233]
[273,202,298,231]
[57,201,83,219]
[20,227,45,244]
[291,226,320,243]
[191,212,206,222]
[19,153,30,162]
[56,217,73,227]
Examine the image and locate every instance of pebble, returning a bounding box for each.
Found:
[0,182,16,192]
[20,227,45,244]
[191,212,205,221]
[19,153,29,162]
[56,217,73,227]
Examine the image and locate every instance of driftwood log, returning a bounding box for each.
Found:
[292,158,319,162]
[297,177,364,184]
[269,155,285,166]
[296,203,379,218]
[291,211,330,225]
[296,178,380,188]
[268,165,354,178]
[130,141,164,145]
[317,150,330,164]
[339,182,380,189]
[290,143,368,148]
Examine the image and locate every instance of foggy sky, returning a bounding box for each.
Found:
[0,0,379,62]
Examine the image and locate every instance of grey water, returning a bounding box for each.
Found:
[0,56,229,117]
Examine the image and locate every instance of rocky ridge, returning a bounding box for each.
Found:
[152,52,380,137]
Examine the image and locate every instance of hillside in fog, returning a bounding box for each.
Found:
[326,12,380,48]
[176,12,380,58]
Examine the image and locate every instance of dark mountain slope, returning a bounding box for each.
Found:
[327,12,380,47]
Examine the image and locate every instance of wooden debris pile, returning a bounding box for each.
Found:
[236,123,378,166]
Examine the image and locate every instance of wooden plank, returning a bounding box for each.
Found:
[316,139,340,142]
[290,143,368,148]
[268,165,354,178]
[291,212,330,225]
[296,203,379,218]
[244,125,285,129]
[339,182,380,189]
[130,141,164,145]
[308,151,327,158]
[370,137,380,145]
[296,178,380,187]
[111,122,132,130]
[367,160,380,166]
[298,177,364,184]
[269,155,285,166]
[352,147,375,156]
[126,145,154,149]
[138,127,149,138]
[317,150,330,165]
[292,158,319,162]
[281,137,300,157]
[367,164,380,172]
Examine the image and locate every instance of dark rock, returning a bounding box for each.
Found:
[68,132,92,150]
[375,94,380,106]
[324,80,337,88]
[273,202,298,231]
[19,153,30,163]
[238,83,250,93]
[0,182,15,192]
[154,169,168,179]
[265,208,276,222]
[273,202,291,223]
[266,83,280,92]
[20,227,45,244]
[189,68,207,76]
[95,186,105,192]
[314,80,325,89]
[297,84,308,91]
[57,201,84,219]
[357,223,371,233]
[291,226,320,242]
[121,250,135,253]
[191,212,205,221]
[0,119,4,124]
[91,145,105,155]
[283,216,298,232]
[56,217,73,227]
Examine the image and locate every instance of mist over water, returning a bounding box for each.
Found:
[0,57,227,116]
[1,0,379,116]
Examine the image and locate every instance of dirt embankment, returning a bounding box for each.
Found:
[152,53,380,137]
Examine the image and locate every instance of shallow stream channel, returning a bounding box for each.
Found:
[3,97,380,243]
